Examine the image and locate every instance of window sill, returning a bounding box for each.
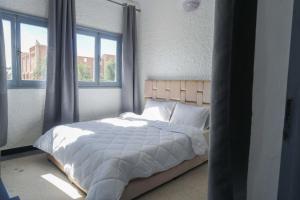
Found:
[7,85,122,89]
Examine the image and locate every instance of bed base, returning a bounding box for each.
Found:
[47,154,208,200]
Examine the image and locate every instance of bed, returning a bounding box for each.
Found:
[34,80,211,200]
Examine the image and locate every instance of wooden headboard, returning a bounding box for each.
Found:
[144,80,211,106]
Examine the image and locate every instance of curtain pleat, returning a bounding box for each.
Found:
[121,5,140,113]
[43,0,79,132]
[0,19,8,147]
[208,0,258,199]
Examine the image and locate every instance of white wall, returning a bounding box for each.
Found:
[247,0,294,199]
[136,0,215,103]
[0,0,126,149]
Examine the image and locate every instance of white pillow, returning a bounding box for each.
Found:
[170,103,210,129]
[142,99,176,122]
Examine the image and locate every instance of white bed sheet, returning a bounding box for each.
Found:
[34,113,208,200]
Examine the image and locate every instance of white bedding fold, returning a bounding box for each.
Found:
[34,113,208,200]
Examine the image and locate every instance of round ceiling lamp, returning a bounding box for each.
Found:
[183,0,201,12]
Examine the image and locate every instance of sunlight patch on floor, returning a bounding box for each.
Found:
[41,173,83,199]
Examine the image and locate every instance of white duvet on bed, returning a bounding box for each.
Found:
[34,113,208,200]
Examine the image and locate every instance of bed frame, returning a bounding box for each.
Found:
[48,80,211,200]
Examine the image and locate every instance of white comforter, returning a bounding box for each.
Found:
[34,113,208,200]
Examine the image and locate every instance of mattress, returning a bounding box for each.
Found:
[34,113,208,200]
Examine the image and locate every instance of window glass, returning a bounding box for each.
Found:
[1,10,121,87]
[20,23,48,81]
[77,33,95,82]
[100,38,117,82]
[2,19,12,80]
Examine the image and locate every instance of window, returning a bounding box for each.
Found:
[1,9,122,88]
[20,23,48,81]
[77,33,96,82]
[1,10,47,88]
[100,38,117,82]
[2,19,12,80]
[76,27,122,87]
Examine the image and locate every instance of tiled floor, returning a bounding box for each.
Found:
[1,154,208,200]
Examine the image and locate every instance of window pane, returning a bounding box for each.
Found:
[20,23,48,81]
[77,34,95,82]
[2,20,12,80]
[100,39,117,82]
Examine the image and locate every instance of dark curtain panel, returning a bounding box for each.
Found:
[0,19,8,147]
[121,5,140,113]
[43,0,79,132]
[208,0,257,200]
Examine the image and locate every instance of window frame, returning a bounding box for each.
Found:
[76,28,99,87]
[0,9,122,89]
[77,26,122,88]
[1,9,48,88]
[16,15,48,88]
[1,14,15,83]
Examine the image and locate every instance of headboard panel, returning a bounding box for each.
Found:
[144,80,211,106]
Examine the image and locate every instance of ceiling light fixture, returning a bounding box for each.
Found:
[183,0,201,12]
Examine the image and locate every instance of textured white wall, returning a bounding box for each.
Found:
[0,0,48,18]
[0,0,124,149]
[136,0,215,103]
[247,0,294,199]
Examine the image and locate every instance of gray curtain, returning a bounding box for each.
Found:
[121,5,140,113]
[208,0,257,200]
[0,19,8,147]
[43,0,79,132]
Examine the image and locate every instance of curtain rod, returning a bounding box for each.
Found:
[106,0,141,12]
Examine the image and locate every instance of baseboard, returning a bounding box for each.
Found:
[1,145,38,157]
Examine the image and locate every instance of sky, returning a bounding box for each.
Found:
[2,20,117,69]
[20,23,47,52]
[3,20,12,68]
[77,33,117,58]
